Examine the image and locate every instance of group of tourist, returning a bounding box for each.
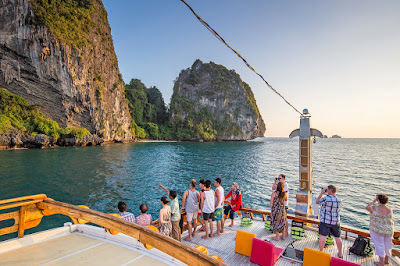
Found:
[116,178,243,242]
[269,175,394,266]
[117,173,394,266]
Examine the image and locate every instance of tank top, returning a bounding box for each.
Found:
[202,190,215,213]
[370,207,394,237]
[186,190,199,213]
[215,186,224,209]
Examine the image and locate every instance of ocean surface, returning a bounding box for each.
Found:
[0,138,399,240]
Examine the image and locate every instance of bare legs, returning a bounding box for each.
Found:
[201,218,213,239]
[319,235,343,258]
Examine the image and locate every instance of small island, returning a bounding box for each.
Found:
[331,135,342,138]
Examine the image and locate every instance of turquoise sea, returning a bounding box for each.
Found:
[0,138,399,240]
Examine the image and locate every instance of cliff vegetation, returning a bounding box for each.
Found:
[0,88,90,139]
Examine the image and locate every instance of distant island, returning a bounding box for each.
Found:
[331,135,342,138]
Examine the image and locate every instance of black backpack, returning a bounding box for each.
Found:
[349,236,373,257]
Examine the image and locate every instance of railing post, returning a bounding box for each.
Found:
[18,205,27,238]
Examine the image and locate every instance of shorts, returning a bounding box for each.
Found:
[186,211,198,222]
[214,208,223,221]
[319,222,341,238]
[203,212,214,221]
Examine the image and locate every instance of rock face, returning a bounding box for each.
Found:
[170,60,266,140]
[0,0,131,141]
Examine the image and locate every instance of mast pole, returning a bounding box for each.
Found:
[289,109,322,216]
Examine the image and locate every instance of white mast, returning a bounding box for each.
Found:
[289,109,322,216]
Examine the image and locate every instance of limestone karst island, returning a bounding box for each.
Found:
[0,0,265,149]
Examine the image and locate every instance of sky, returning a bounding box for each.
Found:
[102,0,400,138]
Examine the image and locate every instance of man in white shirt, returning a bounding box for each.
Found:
[272,174,289,209]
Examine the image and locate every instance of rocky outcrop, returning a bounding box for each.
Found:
[0,0,131,141]
[0,131,104,149]
[170,60,266,140]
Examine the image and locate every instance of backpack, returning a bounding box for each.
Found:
[349,236,374,257]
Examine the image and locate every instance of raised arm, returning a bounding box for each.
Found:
[158,183,169,195]
[316,187,326,204]
[366,196,378,213]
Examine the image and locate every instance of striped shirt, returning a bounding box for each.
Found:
[319,195,342,225]
[119,212,135,223]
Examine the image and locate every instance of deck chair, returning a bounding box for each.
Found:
[303,248,331,266]
[234,230,256,257]
[250,238,284,266]
[331,257,361,266]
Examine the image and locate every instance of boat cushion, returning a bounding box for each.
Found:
[250,238,284,266]
[331,257,361,266]
[303,248,331,266]
[235,230,256,257]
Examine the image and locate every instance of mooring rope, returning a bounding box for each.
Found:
[179,0,303,116]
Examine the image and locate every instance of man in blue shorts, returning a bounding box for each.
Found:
[316,185,343,258]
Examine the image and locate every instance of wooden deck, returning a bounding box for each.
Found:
[182,218,394,266]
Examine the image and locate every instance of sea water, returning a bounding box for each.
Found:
[0,138,398,239]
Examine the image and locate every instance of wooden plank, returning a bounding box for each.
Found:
[18,205,27,238]
[0,210,19,221]
[0,199,44,211]
[0,194,46,205]
[37,199,226,266]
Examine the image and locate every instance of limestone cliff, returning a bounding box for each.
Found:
[0,0,131,141]
[170,60,266,141]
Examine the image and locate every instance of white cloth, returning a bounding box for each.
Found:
[186,211,198,222]
[215,186,224,209]
[370,230,392,258]
[202,190,215,213]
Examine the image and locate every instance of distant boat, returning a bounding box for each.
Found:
[331,134,342,138]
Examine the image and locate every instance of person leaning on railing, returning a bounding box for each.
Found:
[366,194,394,266]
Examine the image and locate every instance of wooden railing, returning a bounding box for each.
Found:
[239,207,400,246]
[0,195,225,266]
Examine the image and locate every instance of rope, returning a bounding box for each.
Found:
[179,0,303,116]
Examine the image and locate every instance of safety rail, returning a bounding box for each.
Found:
[0,195,225,266]
[239,207,400,246]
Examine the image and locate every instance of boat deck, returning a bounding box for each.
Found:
[182,218,394,266]
[0,225,183,266]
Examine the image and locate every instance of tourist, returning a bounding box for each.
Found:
[366,194,394,266]
[198,179,206,231]
[158,196,172,237]
[214,178,225,235]
[270,182,288,241]
[158,183,182,241]
[316,185,343,258]
[135,204,153,226]
[272,174,289,210]
[272,174,289,236]
[224,183,242,227]
[181,179,200,241]
[117,201,135,223]
[200,180,215,239]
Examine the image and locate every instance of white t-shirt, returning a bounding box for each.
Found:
[273,182,289,207]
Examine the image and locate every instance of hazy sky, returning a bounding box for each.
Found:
[102,0,400,138]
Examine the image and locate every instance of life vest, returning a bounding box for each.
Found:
[318,233,334,245]
[291,227,305,240]
[241,217,253,227]
[265,220,273,231]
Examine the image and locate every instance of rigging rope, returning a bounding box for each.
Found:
[179,0,303,116]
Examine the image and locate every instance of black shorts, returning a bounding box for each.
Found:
[319,222,341,238]
[203,212,214,221]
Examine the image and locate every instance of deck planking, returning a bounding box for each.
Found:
[182,218,393,266]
